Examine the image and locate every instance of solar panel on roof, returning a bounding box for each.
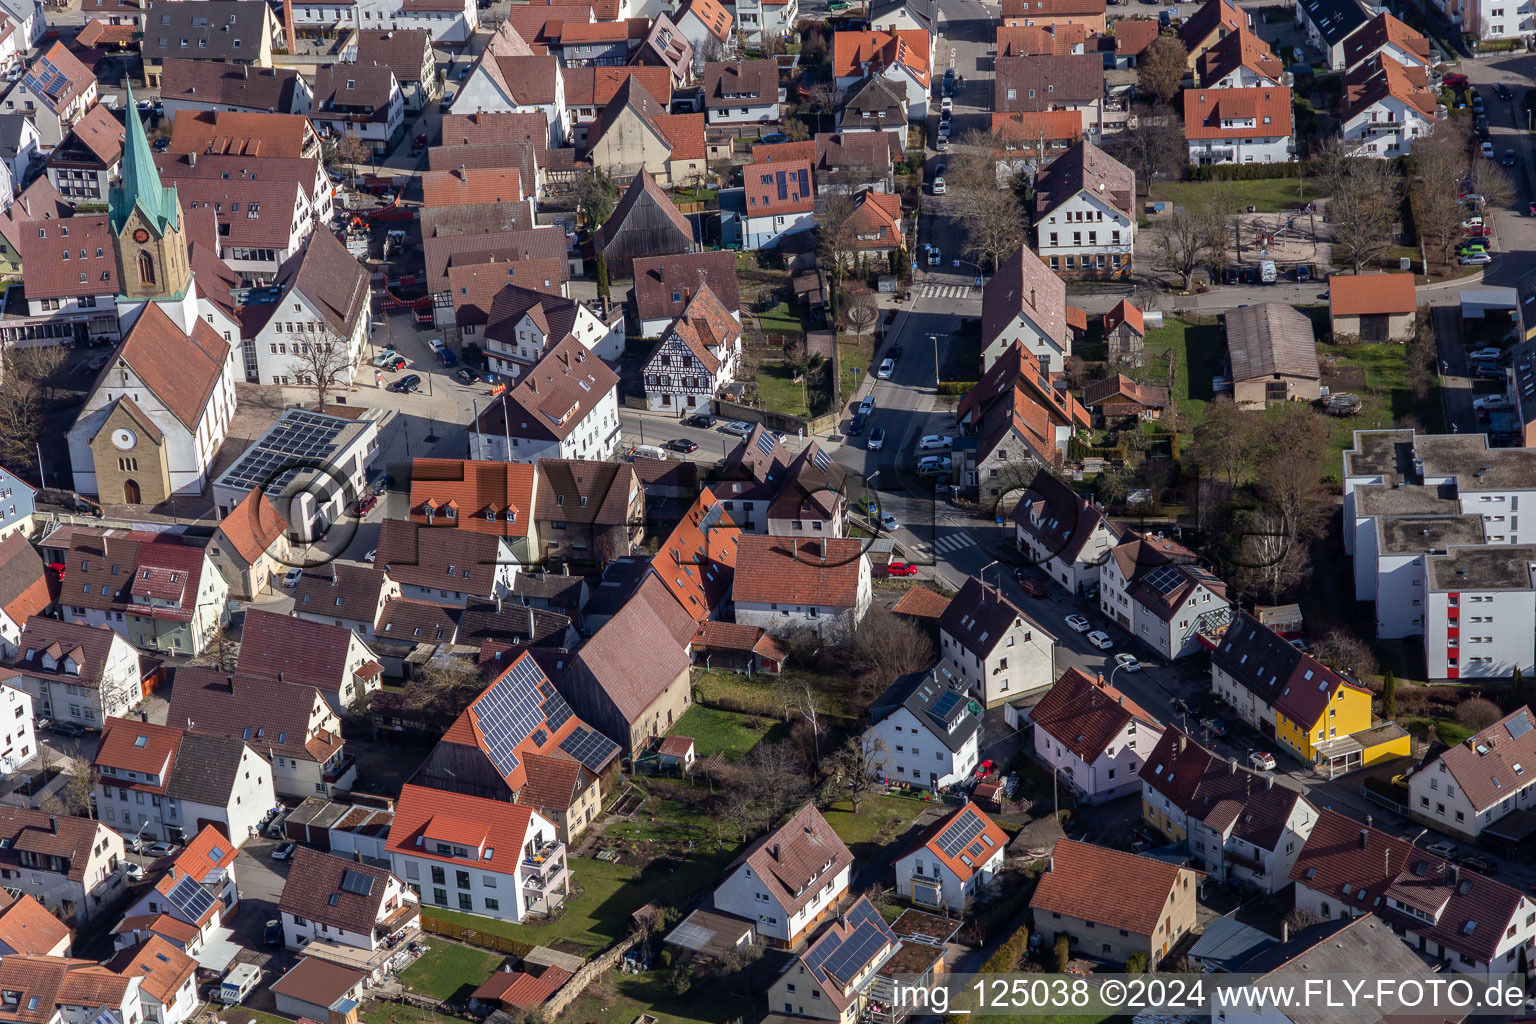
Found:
[544,692,574,731]
[755,431,777,456]
[811,448,831,471]
[471,655,550,776]
[935,808,986,857]
[776,170,788,201]
[559,726,620,771]
[1508,715,1534,740]
[929,691,961,721]
[822,923,888,985]
[339,869,375,896]
[166,875,217,924]
[1142,563,1186,597]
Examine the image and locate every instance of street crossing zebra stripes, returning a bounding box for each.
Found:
[907,533,976,558]
[916,283,979,300]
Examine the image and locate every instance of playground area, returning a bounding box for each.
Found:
[1228,205,1329,268]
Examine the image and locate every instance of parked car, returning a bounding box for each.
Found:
[931,176,946,195]
[271,842,296,861]
[123,862,144,881]
[352,493,378,518]
[1469,347,1504,362]
[49,721,85,738]
[119,832,144,853]
[940,96,953,112]
[1113,652,1141,672]
[848,413,867,435]
[1425,840,1458,858]
[1495,83,1513,100]
[1473,394,1510,410]
[264,920,283,946]
[858,393,876,416]
[282,567,304,588]
[1472,362,1504,379]
[369,474,394,495]
[917,434,953,450]
[1014,570,1045,597]
[1504,149,1517,166]
[916,454,949,471]
[879,511,900,532]
[1205,717,1228,737]
[936,135,949,152]
[927,247,942,265]
[436,347,458,367]
[371,348,402,368]
[145,842,179,858]
[1459,240,1489,255]
[453,367,482,385]
[720,420,754,438]
[867,426,885,450]
[1248,750,1277,771]
[974,759,995,779]
[683,413,715,428]
[1461,252,1493,265]
[665,438,698,454]
[887,561,918,577]
[1461,854,1497,872]
[390,373,422,393]
[877,357,895,379]
[1481,140,1496,159]
[1065,614,1091,632]
[1085,630,1113,650]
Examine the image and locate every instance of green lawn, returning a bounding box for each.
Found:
[1131,316,1226,427]
[758,301,806,335]
[1316,340,1440,476]
[839,334,874,405]
[420,848,737,955]
[397,943,503,1002]
[753,361,813,417]
[1401,715,1473,745]
[359,1004,480,1024]
[694,667,855,719]
[1150,178,1314,214]
[672,703,772,762]
[822,793,931,852]
[213,1010,292,1024]
[557,968,761,1024]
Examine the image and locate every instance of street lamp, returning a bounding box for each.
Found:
[980,559,999,593]
[930,334,939,388]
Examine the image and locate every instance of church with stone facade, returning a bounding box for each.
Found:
[66,93,241,505]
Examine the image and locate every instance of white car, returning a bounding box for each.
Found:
[1248,751,1277,771]
[917,434,954,451]
[1468,347,1504,362]
[1481,140,1496,159]
[282,567,304,588]
[937,120,951,138]
[1065,614,1090,633]
[917,454,949,471]
[1461,252,1492,266]
[879,511,900,532]
[1473,394,1510,410]
[877,358,895,379]
[427,338,446,353]
[123,862,144,881]
[932,176,946,195]
[940,96,953,112]
[927,247,942,266]
[1114,652,1141,672]
[1086,630,1113,650]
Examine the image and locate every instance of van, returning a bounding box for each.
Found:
[220,964,261,1005]
[630,444,667,461]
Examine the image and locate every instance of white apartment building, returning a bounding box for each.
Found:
[7,616,144,728]
[937,577,1056,707]
[1030,667,1164,803]
[469,335,622,464]
[712,803,853,948]
[279,848,419,951]
[0,807,127,925]
[892,802,1007,912]
[388,784,567,922]
[1031,140,1135,277]
[1183,87,1294,165]
[734,0,798,43]
[288,0,479,44]
[863,667,983,790]
[1099,532,1233,661]
[237,230,370,387]
[1012,471,1121,594]
[1338,56,1435,158]
[1343,429,1536,679]
[0,681,35,774]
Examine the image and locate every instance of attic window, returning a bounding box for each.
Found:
[1464,921,1477,935]
[134,735,148,747]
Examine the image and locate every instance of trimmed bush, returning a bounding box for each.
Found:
[981,923,1030,973]
[1185,161,1305,181]
[937,381,978,395]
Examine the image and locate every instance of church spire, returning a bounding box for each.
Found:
[111,84,179,237]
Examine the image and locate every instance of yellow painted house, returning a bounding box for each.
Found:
[1210,612,1412,778]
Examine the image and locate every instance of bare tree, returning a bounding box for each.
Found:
[10,345,68,403]
[1107,103,1185,195]
[807,80,839,134]
[1409,119,1472,265]
[1470,161,1515,212]
[62,761,99,819]
[1137,35,1188,103]
[0,362,41,469]
[291,326,357,411]
[846,604,937,692]
[1455,697,1502,731]
[800,681,824,767]
[1312,140,1403,274]
[826,735,891,814]
[845,296,878,337]
[946,130,1029,272]
[816,189,861,322]
[1155,204,1226,290]
[1232,507,1312,602]
[1310,626,1377,679]
[402,652,485,730]
[1186,402,1257,486]
[743,741,810,834]
[330,134,373,167]
[575,167,620,230]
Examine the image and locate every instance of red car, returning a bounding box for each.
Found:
[1017,576,1045,597]
[974,759,995,779]
[45,562,65,581]
[352,493,379,518]
[887,561,918,577]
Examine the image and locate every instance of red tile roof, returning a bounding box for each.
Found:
[421,166,525,208]
[408,458,534,539]
[892,586,952,621]
[236,608,367,694]
[1029,666,1160,761]
[1342,12,1430,68]
[1031,838,1190,935]
[832,29,932,86]
[744,159,813,217]
[902,801,1008,882]
[1197,27,1283,87]
[728,803,853,917]
[1328,271,1415,316]
[1103,299,1145,336]
[679,0,733,41]
[0,896,69,956]
[996,23,1088,56]
[1183,86,1294,140]
[1000,0,1105,15]
[649,488,740,620]
[1341,55,1435,123]
[733,536,865,608]
[214,487,288,565]
[0,534,50,628]
[845,189,902,249]
[563,65,673,108]
[94,719,179,781]
[105,936,195,1006]
[387,782,541,870]
[15,213,116,299]
[630,250,741,324]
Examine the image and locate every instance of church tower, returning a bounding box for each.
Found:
[111,87,194,329]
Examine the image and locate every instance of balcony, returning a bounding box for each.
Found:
[323,755,357,785]
[523,857,569,918]
[523,838,563,869]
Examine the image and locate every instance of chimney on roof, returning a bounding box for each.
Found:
[139,710,148,723]
[48,815,56,834]
[772,842,780,860]
[495,593,502,613]
[1359,828,1368,849]
[1177,734,1185,752]
[1266,773,1273,789]
[1451,862,1461,885]
[188,150,196,167]
[528,605,535,637]
[1029,288,1036,310]
[277,670,284,683]
[1281,919,1288,944]
[331,563,339,586]
[1229,757,1236,774]
[1366,815,1373,828]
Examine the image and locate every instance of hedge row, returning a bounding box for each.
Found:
[981,923,1030,973]
[937,381,978,396]
[1185,161,1305,181]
